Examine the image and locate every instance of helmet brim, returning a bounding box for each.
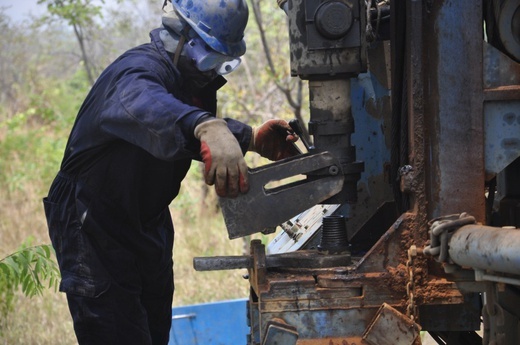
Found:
[192,25,246,57]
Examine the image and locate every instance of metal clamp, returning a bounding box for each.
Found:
[218,152,345,239]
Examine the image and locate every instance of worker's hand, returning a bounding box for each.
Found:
[194,119,249,198]
[250,119,300,161]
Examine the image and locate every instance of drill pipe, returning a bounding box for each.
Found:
[448,224,520,276]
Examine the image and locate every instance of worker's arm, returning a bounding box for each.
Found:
[96,51,251,162]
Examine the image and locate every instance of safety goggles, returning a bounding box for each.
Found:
[183,36,241,75]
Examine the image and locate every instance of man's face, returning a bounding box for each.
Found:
[177,55,219,93]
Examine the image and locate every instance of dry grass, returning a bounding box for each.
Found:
[1,290,75,345]
[172,212,251,306]
[169,163,253,306]
[0,164,75,344]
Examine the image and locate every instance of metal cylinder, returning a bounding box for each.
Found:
[318,215,349,254]
[448,224,520,275]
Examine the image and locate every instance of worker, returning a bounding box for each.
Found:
[42,0,299,344]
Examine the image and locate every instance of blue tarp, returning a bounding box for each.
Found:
[169,298,249,345]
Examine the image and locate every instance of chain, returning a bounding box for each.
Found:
[423,213,476,262]
[365,0,390,42]
[365,0,376,42]
[405,245,418,321]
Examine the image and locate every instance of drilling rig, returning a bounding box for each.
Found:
[195,0,520,344]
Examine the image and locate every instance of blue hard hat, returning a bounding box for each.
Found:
[172,0,249,57]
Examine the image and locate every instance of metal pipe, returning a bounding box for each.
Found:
[475,270,520,286]
[448,225,520,275]
[172,313,196,320]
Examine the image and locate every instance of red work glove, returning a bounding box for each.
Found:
[249,119,300,161]
[194,119,249,197]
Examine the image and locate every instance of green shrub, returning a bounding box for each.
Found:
[0,237,60,334]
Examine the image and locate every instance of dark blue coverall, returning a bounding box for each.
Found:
[43,28,252,345]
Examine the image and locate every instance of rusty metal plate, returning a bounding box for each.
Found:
[262,319,298,345]
[362,303,421,345]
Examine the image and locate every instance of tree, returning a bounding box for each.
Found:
[37,0,105,85]
[222,0,308,136]
[250,0,305,125]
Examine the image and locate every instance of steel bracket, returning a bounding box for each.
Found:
[219,152,344,239]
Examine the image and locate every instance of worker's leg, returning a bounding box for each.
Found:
[45,174,175,345]
[44,175,155,344]
[139,211,175,345]
[141,267,174,345]
[66,281,153,345]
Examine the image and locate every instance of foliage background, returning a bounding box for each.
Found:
[0,0,306,343]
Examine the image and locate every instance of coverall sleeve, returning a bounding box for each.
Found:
[97,57,216,161]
